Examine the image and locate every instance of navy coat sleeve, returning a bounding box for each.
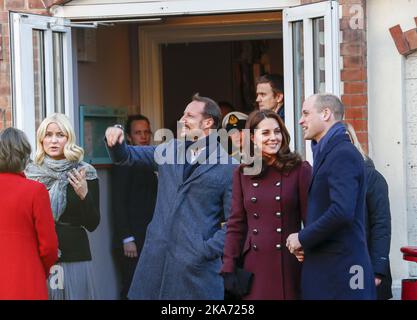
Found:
[366,167,391,276]
[298,161,312,224]
[299,148,362,250]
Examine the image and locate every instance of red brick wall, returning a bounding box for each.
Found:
[302,0,368,153]
[0,0,50,130]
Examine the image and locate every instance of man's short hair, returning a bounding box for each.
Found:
[125,114,151,136]
[192,93,221,129]
[256,74,284,96]
[313,94,345,121]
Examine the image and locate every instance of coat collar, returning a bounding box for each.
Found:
[249,163,291,180]
[173,138,230,185]
[310,133,351,188]
[0,172,26,178]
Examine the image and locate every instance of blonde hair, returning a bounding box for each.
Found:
[35,113,84,164]
[343,121,367,160]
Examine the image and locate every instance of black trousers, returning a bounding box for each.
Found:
[113,249,139,300]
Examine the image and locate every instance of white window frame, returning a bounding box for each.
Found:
[50,0,300,19]
[283,1,340,162]
[10,12,74,149]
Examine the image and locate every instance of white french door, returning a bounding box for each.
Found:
[283,0,340,162]
[10,12,74,149]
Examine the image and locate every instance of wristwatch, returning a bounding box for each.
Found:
[114,124,124,131]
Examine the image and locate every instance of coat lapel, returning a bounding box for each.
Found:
[183,143,225,185]
[309,134,350,190]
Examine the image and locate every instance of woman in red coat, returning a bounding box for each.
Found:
[0,128,58,300]
[221,110,311,300]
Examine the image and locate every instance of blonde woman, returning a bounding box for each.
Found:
[25,113,100,300]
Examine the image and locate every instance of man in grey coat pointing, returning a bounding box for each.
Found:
[105,94,236,299]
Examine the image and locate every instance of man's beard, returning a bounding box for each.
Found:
[179,121,206,141]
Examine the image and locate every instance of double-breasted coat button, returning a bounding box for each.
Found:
[275,212,282,217]
[252,244,258,251]
[253,213,259,219]
[253,229,258,235]
[276,181,281,187]
[276,244,282,250]
[251,197,257,203]
[276,228,282,233]
[275,196,281,201]
[252,182,259,187]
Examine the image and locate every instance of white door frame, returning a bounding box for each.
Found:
[283,0,340,161]
[11,12,74,149]
[138,16,283,130]
[51,0,300,20]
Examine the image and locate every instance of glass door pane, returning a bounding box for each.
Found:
[283,1,339,163]
[292,21,306,159]
[11,13,74,151]
[53,32,65,114]
[33,30,46,133]
[313,17,326,93]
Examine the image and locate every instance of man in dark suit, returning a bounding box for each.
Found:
[286,93,376,300]
[111,115,158,300]
[255,74,285,121]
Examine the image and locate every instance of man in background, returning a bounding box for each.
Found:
[255,74,285,121]
[111,114,158,300]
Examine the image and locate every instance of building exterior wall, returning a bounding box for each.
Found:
[405,51,417,277]
[368,0,417,297]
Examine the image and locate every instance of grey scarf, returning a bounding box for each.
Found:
[25,156,98,221]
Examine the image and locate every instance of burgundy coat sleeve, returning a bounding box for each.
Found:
[298,161,312,225]
[221,167,248,273]
[33,184,58,276]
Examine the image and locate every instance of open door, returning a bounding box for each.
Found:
[283,0,340,162]
[10,12,75,149]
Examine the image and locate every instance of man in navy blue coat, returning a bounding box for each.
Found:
[286,94,376,300]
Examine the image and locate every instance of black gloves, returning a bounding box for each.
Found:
[222,269,253,298]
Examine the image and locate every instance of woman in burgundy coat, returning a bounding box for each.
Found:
[221,110,311,300]
[0,128,58,300]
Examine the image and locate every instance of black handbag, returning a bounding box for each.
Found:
[223,265,254,299]
[234,267,254,296]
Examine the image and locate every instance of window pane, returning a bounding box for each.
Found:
[292,21,306,159]
[313,17,326,93]
[33,30,46,133]
[53,32,65,114]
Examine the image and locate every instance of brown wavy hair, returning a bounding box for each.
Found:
[242,109,302,175]
[0,127,31,173]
